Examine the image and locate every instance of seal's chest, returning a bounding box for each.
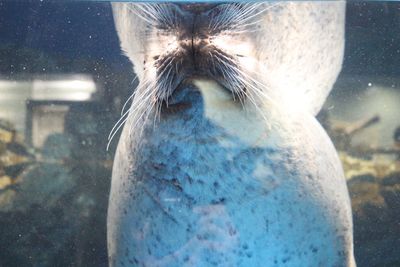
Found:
[112,116,350,266]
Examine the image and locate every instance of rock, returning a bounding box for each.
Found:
[349,172,400,267]
[0,131,110,266]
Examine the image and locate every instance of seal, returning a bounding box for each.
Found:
[108,2,356,266]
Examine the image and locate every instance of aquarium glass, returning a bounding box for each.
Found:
[0,1,399,266]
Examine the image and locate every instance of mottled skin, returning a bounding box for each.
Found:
[108,2,355,267]
[108,84,355,266]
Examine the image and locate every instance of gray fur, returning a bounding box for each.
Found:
[108,2,355,267]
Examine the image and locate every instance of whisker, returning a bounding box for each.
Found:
[121,76,138,115]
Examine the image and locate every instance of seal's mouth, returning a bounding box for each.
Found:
[155,39,243,103]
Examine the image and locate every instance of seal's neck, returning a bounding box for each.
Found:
[193,79,298,148]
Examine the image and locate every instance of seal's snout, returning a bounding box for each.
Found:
[115,3,266,108]
[147,4,246,102]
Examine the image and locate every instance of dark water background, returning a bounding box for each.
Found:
[0,2,399,266]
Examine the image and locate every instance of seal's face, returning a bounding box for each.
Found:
[110,2,345,146]
[115,3,269,103]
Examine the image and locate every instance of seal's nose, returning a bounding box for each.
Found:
[177,3,220,14]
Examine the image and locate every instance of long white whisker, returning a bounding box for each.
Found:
[107,79,155,149]
[121,76,139,116]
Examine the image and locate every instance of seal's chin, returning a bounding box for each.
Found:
[161,74,243,108]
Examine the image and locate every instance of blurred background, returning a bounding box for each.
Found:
[0,1,399,266]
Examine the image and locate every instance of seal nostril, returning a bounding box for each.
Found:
[178,4,221,14]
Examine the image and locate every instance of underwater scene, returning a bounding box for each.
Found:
[0,1,399,267]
